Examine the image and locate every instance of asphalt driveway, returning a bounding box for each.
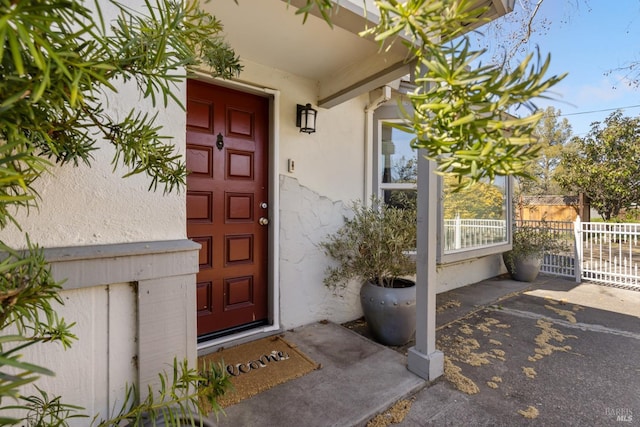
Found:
[395,278,640,426]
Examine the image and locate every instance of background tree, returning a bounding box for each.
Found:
[392,156,418,183]
[386,156,418,209]
[443,176,504,219]
[557,110,640,221]
[517,106,572,195]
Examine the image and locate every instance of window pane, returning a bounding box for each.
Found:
[380,124,417,184]
[382,189,417,210]
[442,176,508,253]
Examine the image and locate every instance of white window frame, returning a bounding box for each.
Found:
[375,118,417,201]
[437,176,513,264]
[373,107,512,264]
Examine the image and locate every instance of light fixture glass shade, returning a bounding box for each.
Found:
[297,103,317,134]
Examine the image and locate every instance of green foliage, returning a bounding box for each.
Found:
[392,156,417,183]
[94,359,230,427]
[518,106,573,195]
[197,360,233,417]
[618,206,640,223]
[320,198,416,291]
[443,176,504,219]
[0,239,76,421]
[0,0,242,204]
[0,240,74,346]
[503,220,563,274]
[0,0,240,424]
[0,0,569,423]
[292,0,335,26]
[557,110,640,221]
[0,356,231,426]
[2,387,87,426]
[361,0,565,189]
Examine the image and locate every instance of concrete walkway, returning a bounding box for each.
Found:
[209,276,640,426]
[212,320,426,427]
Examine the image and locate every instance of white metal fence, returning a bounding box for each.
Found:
[518,217,640,290]
[578,219,640,288]
[516,219,576,279]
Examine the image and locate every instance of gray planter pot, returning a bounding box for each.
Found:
[359,279,416,346]
[505,254,542,282]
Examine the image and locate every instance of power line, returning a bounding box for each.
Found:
[558,104,640,117]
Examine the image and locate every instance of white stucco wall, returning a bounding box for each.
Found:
[1,35,509,333]
[436,254,507,294]
[239,58,369,202]
[279,175,363,328]
[277,173,509,329]
[2,78,187,249]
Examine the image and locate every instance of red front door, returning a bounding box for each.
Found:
[186,80,269,339]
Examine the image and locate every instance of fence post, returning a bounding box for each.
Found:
[574,215,582,283]
[454,213,461,250]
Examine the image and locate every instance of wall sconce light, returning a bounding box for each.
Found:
[296,103,317,134]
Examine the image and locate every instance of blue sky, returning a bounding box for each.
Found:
[505,1,640,137]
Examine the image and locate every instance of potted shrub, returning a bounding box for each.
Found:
[320,197,417,346]
[503,220,560,282]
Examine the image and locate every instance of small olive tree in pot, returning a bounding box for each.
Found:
[503,220,563,282]
[320,198,417,346]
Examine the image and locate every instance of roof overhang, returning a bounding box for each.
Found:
[199,0,514,108]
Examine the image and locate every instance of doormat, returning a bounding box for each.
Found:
[199,335,320,408]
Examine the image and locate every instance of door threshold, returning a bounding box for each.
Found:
[197,322,282,356]
[198,320,269,343]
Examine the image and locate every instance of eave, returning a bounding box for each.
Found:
[199,0,515,108]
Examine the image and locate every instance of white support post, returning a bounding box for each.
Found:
[574,215,582,283]
[407,150,444,381]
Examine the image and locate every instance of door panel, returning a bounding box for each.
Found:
[186,80,269,338]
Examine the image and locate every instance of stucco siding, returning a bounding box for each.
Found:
[233,58,369,202]
[437,254,507,294]
[2,78,187,249]
[279,175,362,329]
